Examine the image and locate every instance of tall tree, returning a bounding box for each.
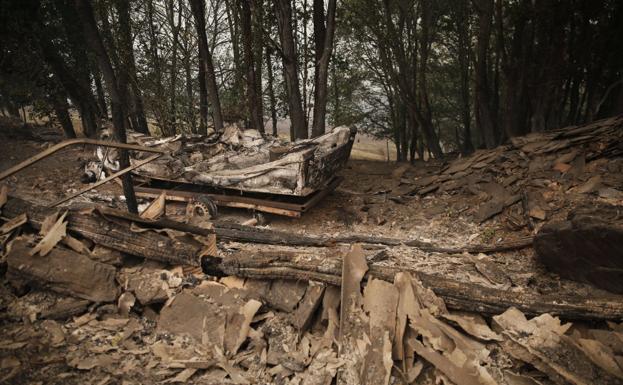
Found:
[474,0,497,148]
[74,0,138,214]
[238,0,264,132]
[189,0,224,133]
[310,0,337,138]
[165,0,183,134]
[266,45,278,136]
[115,0,150,134]
[275,0,307,140]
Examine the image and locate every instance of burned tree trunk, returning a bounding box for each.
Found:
[51,93,76,139]
[275,0,307,140]
[74,0,138,214]
[202,250,623,320]
[238,0,264,133]
[266,46,278,136]
[311,0,337,138]
[189,0,224,133]
[115,0,150,135]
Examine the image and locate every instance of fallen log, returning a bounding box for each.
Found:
[7,239,118,302]
[201,250,623,321]
[2,197,213,266]
[213,220,533,253]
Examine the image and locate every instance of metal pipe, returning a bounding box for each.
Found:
[0,138,166,181]
[49,153,163,208]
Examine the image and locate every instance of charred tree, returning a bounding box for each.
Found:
[74,0,138,214]
[474,0,497,148]
[115,0,150,134]
[266,46,278,136]
[275,0,307,140]
[238,0,264,132]
[311,0,336,138]
[189,0,224,133]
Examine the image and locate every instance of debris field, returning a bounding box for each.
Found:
[0,115,623,385]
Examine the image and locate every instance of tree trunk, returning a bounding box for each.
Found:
[252,0,265,130]
[311,0,337,138]
[266,46,278,136]
[37,35,99,138]
[474,0,497,148]
[200,248,623,320]
[115,0,150,135]
[189,0,224,133]
[92,65,108,119]
[275,0,307,140]
[51,94,76,139]
[166,0,182,134]
[456,0,474,154]
[74,0,138,214]
[238,0,264,132]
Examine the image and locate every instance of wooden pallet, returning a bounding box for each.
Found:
[133,176,343,218]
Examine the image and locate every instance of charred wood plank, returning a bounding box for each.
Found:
[7,239,118,302]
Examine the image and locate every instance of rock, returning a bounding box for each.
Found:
[534,216,623,293]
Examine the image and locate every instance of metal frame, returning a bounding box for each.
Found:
[0,138,166,181]
[0,138,166,208]
[133,176,343,218]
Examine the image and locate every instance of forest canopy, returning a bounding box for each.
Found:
[0,0,622,160]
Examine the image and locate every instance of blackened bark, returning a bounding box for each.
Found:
[51,94,76,138]
[74,0,138,214]
[456,0,473,154]
[189,0,224,133]
[92,65,108,118]
[474,0,497,148]
[312,0,336,137]
[311,0,336,138]
[115,0,150,134]
[166,0,182,134]
[239,0,264,132]
[275,0,307,140]
[266,46,278,136]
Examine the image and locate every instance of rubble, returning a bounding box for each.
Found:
[404,115,623,227]
[1,116,623,385]
[95,125,357,196]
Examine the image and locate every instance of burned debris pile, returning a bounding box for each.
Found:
[404,115,623,225]
[91,125,356,196]
[0,116,622,384]
[1,184,623,384]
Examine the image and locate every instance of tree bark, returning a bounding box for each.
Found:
[115,0,150,135]
[311,0,337,138]
[166,0,183,134]
[456,0,474,154]
[275,0,308,140]
[266,46,278,136]
[238,0,264,132]
[92,65,108,119]
[189,0,224,133]
[201,249,623,320]
[51,93,76,139]
[474,0,497,148]
[74,0,138,214]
